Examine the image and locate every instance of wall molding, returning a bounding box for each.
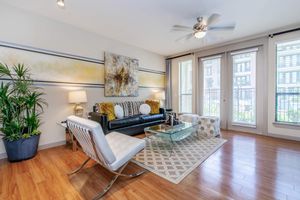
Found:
[138,67,165,75]
[33,81,165,89]
[0,41,165,75]
[0,40,103,64]
[27,79,165,90]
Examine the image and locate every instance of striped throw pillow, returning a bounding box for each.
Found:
[115,101,144,117]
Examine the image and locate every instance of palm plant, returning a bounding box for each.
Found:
[0,63,47,142]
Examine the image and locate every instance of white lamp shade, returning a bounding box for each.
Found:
[155,91,165,100]
[68,90,87,104]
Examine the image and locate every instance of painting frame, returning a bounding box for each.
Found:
[104,52,139,97]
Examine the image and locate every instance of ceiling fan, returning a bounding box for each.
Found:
[172,14,235,41]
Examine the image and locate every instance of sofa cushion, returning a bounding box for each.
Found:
[115,101,144,117]
[108,115,143,129]
[145,100,160,114]
[99,102,116,121]
[139,103,151,115]
[114,105,124,119]
[141,114,164,123]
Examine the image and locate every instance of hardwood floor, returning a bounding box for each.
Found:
[1,131,300,200]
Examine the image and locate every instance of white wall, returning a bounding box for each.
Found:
[0,4,165,158]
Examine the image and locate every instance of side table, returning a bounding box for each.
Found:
[57,121,78,151]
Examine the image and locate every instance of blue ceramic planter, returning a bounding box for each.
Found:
[3,134,40,162]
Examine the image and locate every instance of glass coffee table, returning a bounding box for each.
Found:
[144,122,198,155]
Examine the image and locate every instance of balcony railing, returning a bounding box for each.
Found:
[203,87,300,125]
[203,88,256,124]
[276,89,300,124]
[203,88,220,117]
[232,88,256,125]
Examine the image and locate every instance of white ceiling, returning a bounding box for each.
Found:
[2,0,300,56]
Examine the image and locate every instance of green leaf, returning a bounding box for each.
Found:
[0,63,47,141]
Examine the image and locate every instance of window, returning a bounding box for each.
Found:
[232,50,257,125]
[278,72,285,84]
[206,66,212,76]
[276,40,300,124]
[179,60,193,113]
[202,56,221,117]
[245,61,251,72]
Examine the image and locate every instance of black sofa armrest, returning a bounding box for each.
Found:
[89,112,109,134]
[159,108,166,119]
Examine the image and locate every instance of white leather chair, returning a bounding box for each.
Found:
[67,115,146,199]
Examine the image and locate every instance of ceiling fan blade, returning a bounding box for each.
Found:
[171,28,192,32]
[173,25,192,30]
[208,25,235,31]
[175,33,194,42]
[206,13,221,26]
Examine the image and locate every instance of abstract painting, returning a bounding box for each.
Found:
[104,52,139,96]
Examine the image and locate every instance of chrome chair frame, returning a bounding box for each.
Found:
[67,129,146,199]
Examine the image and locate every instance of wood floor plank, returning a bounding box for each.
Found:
[15,172,40,200]
[0,130,300,200]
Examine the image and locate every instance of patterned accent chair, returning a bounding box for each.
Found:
[198,116,220,138]
[179,114,220,138]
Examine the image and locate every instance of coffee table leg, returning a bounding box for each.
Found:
[166,135,175,157]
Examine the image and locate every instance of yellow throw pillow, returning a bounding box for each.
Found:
[99,102,116,121]
[145,100,160,114]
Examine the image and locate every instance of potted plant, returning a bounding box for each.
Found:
[0,63,47,162]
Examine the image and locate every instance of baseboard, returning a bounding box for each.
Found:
[0,140,66,160]
[38,140,66,150]
[0,152,7,160]
[267,133,300,142]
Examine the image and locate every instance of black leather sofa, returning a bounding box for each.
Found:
[89,108,166,135]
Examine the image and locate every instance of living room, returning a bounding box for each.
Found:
[0,0,300,200]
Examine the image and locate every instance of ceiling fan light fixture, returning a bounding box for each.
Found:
[57,0,65,8]
[194,31,207,39]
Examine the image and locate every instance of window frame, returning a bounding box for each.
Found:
[268,31,300,131]
[230,48,258,126]
[274,39,300,125]
[201,55,222,117]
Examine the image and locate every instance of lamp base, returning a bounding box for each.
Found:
[74,104,84,117]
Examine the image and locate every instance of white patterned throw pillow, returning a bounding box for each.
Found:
[139,104,151,115]
[114,105,124,119]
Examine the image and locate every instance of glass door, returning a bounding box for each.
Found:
[201,56,222,117]
[231,50,257,126]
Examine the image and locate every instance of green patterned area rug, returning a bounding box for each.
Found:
[132,135,227,184]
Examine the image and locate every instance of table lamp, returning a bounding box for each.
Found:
[68,90,87,117]
[155,91,165,108]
